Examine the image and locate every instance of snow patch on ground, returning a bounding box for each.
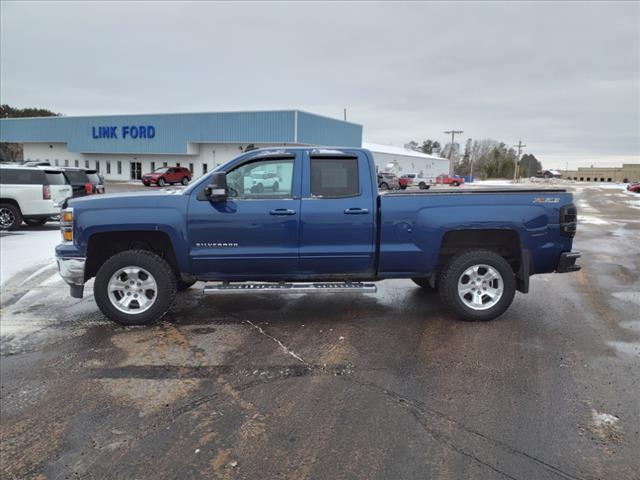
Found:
[623,199,640,209]
[578,215,610,225]
[0,229,61,286]
[612,291,640,306]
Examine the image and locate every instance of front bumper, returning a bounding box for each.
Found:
[557,251,581,273]
[57,256,86,298]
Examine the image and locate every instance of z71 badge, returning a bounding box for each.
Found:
[532,197,560,204]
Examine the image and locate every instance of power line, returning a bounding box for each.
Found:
[513,140,527,181]
[444,130,463,176]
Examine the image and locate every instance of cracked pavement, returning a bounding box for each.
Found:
[1,184,639,479]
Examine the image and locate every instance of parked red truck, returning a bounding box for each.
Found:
[435,174,465,186]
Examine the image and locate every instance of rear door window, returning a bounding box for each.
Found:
[310,158,359,198]
[86,173,101,184]
[0,168,47,185]
[63,170,89,184]
[44,171,67,185]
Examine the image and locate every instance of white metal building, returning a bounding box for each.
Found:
[363,142,450,178]
[0,110,450,183]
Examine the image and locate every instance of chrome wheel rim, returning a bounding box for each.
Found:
[0,208,15,228]
[457,264,503,311]
[107,266,158,314]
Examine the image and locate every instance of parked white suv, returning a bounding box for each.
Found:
[0,165,72,230]
[400,172,434,190]
[244,171,281,193]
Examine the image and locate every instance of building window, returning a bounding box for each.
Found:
[189,163,194,173]
[74,160,79,167]
[580,177,584,181]
[203,163,208,174]
[176,162,180,167]
[106,161,111,174]
[607,178,612,182]
[64,159,69,167]
[117,161,122,175]
[151,161,155,172]
[85,160,89,168]
[54,159,59,166]
[96,161,100,172]
[163,162,168,167]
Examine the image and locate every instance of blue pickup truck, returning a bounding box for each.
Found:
[55,147,580,325]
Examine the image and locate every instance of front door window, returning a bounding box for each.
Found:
[226,159,294,199]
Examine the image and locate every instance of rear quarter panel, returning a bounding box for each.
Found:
[378,191,574,277]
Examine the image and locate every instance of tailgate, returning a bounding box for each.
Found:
[51,184,73,204]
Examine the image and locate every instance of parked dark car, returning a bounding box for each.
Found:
[142,166,192,187]
[84,169,105,194]
[61,168,93,197]
[377,172,400,190]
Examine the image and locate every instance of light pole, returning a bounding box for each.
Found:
[444,130,463,176]
[513,140,526,182]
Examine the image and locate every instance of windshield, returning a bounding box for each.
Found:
[153,167,169,173]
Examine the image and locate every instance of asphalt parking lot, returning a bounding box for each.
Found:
[1,183,638,479]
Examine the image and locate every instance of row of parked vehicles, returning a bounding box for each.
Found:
[0,163,105,231]
[377,172,466,190]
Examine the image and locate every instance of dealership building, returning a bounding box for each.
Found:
[0,110,450,181]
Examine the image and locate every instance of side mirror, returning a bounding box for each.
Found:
[204,172,228,202]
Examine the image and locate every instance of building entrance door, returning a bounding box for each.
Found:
[130,162,142,180]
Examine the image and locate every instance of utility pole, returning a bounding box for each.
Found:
[444,130,463,176]
[343,108,347,121]
[513,140,526,181]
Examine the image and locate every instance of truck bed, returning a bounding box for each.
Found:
[383,187,567,195]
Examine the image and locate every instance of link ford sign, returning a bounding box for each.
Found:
[91,125,155,139]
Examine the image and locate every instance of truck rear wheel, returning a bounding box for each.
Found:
[94,249,177,326]
[438,250,515,321]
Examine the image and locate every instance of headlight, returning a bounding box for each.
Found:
[60,207,74,243]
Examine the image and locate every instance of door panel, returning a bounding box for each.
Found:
[187,155,301,278]
[299,153,376,275]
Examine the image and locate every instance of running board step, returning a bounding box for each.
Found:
[203,282,377,294]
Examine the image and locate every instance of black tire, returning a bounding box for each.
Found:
[272,181,279,192]
[157,178,166,187]
[24,218,48,227]
[438,250,516,322]
[379,182,389,190]
[177,279,197,292]
[418,182,427,190]
[400,185,407,190]
[412,277,436,291]
[181,177,189,186]
[452,181,460,187]
[94,249,177,326]
[0,203,22,231]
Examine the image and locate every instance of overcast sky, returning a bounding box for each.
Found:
[1,1,639,168]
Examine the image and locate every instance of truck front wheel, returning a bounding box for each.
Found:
[438,250,515,321]
[94,249,177,325]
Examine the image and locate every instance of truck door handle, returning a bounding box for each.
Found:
[344,208,369,215]
[269,208,296,216]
